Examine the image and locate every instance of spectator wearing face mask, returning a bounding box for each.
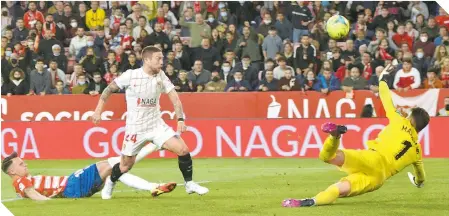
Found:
[1,7,12,34]
[314,69,340,94]
[220,61,233,83]
[50,80,70,95]
[257,70,279,91]
[393,58,421,91]
[231,55,259,88]
[46,44,67,71]
[206,13,219,30]
[204,70,227,92]
[76,35,101,62]
[257,13,274,37]
[84,72,107,95]
[225,71,252,92]
[2,68,28,96]
[71,74,88,94]
[217,7,237,26]
[28,58,51,95]
[412,48,431,79]
[414,32,436,58]
[422,68,443,89]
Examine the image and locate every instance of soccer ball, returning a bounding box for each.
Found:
[326,15,350,40]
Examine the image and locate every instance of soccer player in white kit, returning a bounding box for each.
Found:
[91,46,209,199]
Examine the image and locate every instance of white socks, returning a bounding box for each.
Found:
[106,144,160,191]
[119,173,159,191]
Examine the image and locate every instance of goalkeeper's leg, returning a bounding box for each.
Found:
[319,122,347,166]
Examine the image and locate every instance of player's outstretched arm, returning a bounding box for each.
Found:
[168,89,187,133]
[412,160,426,187]
[24,187,50,201]
[92,81,120,124]
[378,65,400,120]
[168,89,183,119]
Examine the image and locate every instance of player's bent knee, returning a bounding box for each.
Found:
[328,150,345,167]
[178,145,190,156]
[336,181,351,197]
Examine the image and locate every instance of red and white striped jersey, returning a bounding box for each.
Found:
[13,175,68,198]
[114,68,175,134]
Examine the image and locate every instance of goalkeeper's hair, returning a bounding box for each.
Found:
[1,152,18,174]
[410,107,430,132]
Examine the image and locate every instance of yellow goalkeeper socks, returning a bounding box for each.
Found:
[314,184,340,206]
[319,135,340,162]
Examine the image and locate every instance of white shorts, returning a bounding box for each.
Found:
[121,123,177,156]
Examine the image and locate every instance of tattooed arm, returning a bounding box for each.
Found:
[167,89,184,120]
[92,81,120,124]
[95,81,120,113]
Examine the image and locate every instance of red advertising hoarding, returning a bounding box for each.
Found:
[2,89,449,121]
[2,118,448,159]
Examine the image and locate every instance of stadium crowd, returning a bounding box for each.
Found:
[1,1,448,96]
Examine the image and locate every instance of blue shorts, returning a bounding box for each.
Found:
[62,164,104,198]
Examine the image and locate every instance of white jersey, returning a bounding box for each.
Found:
[114,68,175,134]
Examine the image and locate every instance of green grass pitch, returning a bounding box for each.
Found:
[2,158,448,216]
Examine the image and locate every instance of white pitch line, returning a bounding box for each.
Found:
[1,181,212,203]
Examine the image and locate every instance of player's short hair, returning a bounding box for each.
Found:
[2,152,18,174]
[141,46,162,60]
[410,107,430,132]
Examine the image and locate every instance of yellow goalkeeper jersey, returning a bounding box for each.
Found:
[369,81,426,181]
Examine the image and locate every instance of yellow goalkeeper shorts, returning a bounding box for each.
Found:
[338,149,389,197]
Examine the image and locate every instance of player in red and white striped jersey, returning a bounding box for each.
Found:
[92,46,208,199]
[2,152,176,200]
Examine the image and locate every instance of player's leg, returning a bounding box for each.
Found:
[154,124,209,195]
[318,122,348,166]
[101,134,146,199]
[96,160,177,197]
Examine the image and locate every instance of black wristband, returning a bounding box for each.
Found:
[178,118,184,122]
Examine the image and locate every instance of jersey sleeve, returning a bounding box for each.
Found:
[114,70,133,89]
[379,81,401,121]
[161,71,175,94]
[412,159,426,184]
[14,177,33,198]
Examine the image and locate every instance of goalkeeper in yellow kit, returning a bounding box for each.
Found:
[283,64,430,208]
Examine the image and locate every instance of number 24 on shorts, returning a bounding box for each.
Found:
[125,134,137,143]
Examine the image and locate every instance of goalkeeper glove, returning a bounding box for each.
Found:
[407,172,424,188]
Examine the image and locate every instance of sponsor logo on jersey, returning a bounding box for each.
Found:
[137,98,157,107]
